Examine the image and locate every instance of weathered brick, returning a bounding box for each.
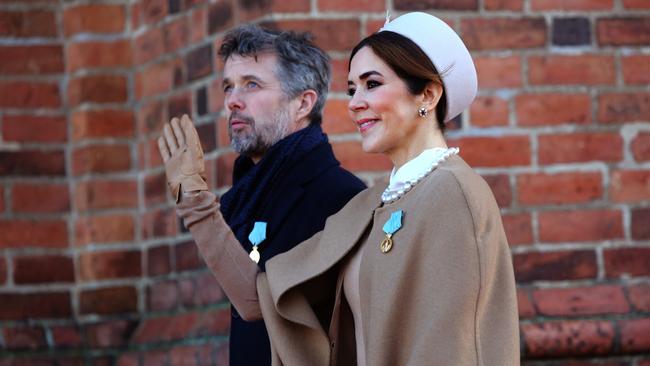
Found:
[522,320,615,358]
[75,214,135,245]
[72,109,135,140]
[138,99,166,135]
[0,186,4,213]
[175,240,203,271]
[197,87,208,116]
[12,183,70,213]
[513,250,597,282]
[597,17,650,46]
[629,284,650,312]
[461,18,546,50]
[75,179,138,211]
[68,74,128,106]
[449,136,531,167]
[51,326,83,348]
[395,0,476,10]
[236,0,310,22]
[598,92,650,123]
[0,292,71,320]
[163,17,188,54]
[190,7,207,43]
[13,255,75,284]
[79,250,142,281]
[0,81,60,108]
[502,213,533,245]
[619,318,650,353]
[529,55,615,85]
[321,0,384,11]
[3,115,67,143]
[0,10,57,37]
[332,141,393,172]
[197,122,217,154]
[148,280,178,311]
[193,272,225,305]
[531,0,612,10]
[72,144,131,175]
[610,170,650,203]
[517,172,602,205]
[482,174,512,207]
[140,0,168,26]
[474,55,522,88]
[518,288,535,318]
[80,286,138,315]
[622,55,650,85]
[552,17,591,46]
[322,99,357,134]
[515,93,591,126]
[135,27,164,65]
[0,45,63,75]
[484,0,523,10]
[167,92,191,119]
[208,1,234,34]
[533,285,629,316]
[85,320,134,348]
[539,132,623,164]
[185,44,213,82]
[0,219,68,249]
[469,96,509,127]
[632,207,650,240]
[148,245,171,276]
[170,344,213,365]
[142,207,177,239]
[64,4,126,36]
[143,351,168,366]
[136,60,174,99]
[0,255,5,284]
[260,19,361,52]
[0,150,65,176]
[623,0,650,8]
[539,209,623,242]
[604,247,650,278]
[66,40,132,72]
[144,172,168,207]
[3,326,46,350]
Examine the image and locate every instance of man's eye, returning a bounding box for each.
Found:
[347,88,356,97]
[367,80,381,89]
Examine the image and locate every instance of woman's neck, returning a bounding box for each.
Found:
[388,128,448,170]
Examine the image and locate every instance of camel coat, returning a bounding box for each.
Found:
[179,155,520,366]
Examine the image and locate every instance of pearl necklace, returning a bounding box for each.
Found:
[381,147,459,204]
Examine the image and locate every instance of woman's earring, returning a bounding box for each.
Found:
[418,106,428,118]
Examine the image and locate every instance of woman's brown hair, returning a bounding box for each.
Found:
[349,31,448,132]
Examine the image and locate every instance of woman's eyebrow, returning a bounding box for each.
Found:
[348,70,383,85]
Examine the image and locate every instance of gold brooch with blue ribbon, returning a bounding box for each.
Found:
[380,210,403,253]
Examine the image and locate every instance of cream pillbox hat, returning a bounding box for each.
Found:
[380,12,478,123]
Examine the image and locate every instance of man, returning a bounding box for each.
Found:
[158,25,365,365]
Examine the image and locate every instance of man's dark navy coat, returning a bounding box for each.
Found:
[225,141,366,366]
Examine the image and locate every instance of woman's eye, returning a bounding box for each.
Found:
[223,84,232,93]
[367,80,381,89]
[246,81,259,89]
[347,88,356,97]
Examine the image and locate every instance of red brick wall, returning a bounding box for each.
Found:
[0,0,648,364]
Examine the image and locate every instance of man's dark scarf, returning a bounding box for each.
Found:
[219,123,328,247]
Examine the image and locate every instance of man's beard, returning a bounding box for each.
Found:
[228,107,291,157]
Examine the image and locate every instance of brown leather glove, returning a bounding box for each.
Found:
[157,114,208,202]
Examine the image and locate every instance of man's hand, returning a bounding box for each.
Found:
[157,114,208,202]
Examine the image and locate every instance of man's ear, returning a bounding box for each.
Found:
[419,82,444,116]
[294,89,318,122]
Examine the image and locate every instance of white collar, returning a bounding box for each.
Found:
[387,147,450,192]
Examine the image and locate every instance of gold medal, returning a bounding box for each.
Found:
[249,246,261,263]
[380,234,393,253]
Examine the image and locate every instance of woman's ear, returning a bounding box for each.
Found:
[420,82,443,115]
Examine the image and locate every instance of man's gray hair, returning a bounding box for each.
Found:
[218,24,331,125]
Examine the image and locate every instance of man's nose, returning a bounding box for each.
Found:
[226,89,245,111]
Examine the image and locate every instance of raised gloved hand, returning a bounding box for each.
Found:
[157,114,208,202]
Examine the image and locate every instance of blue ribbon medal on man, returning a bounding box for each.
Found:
[248,221,267,263]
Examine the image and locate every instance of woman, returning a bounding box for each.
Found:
[159,12,519,366]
